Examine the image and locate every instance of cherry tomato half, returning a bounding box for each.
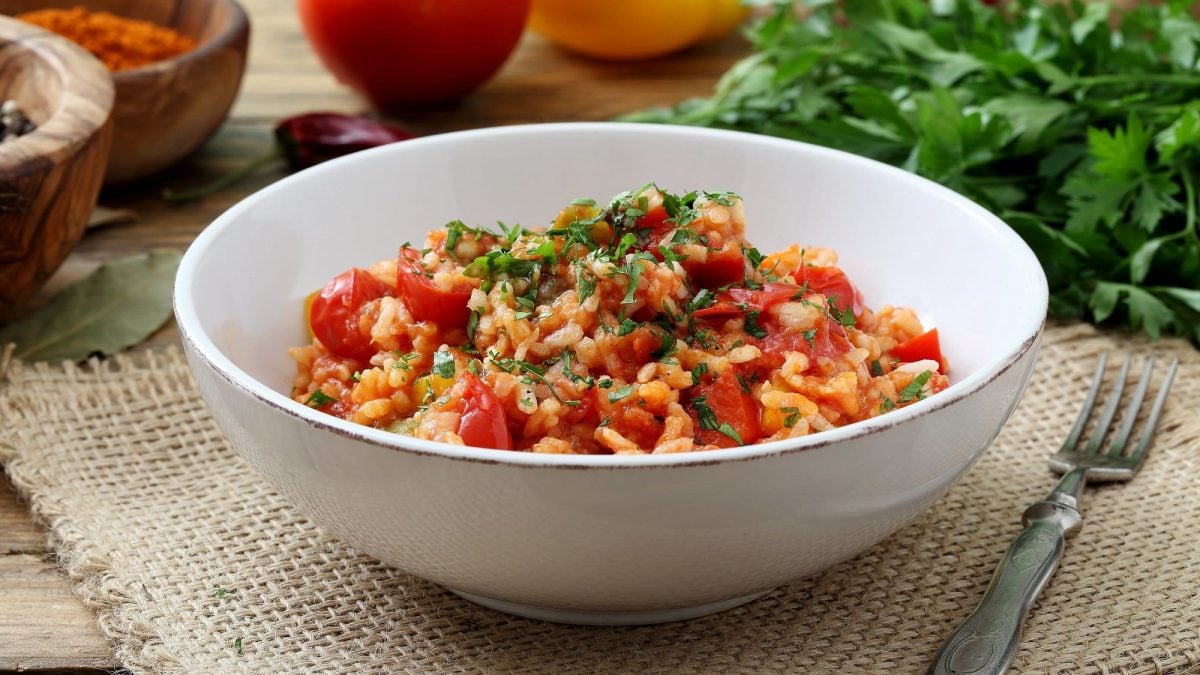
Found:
[890,328,945,366]
[800,265,864,316]
[693,282,801,320]
[457,373,513,450]
[690,369,762,448]
[396,247,474,329]
[309,268,391,361]
[682,245,746,289]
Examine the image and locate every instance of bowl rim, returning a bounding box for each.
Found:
[175,122,1049,470]
[0,15,113,164]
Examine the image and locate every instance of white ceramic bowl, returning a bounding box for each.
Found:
[175,123,1047,625]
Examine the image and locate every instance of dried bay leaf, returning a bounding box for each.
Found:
[0,249,181,362]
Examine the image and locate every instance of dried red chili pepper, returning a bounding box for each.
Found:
[164,112,415,203]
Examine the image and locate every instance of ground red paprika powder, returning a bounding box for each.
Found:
[17,6,197,72]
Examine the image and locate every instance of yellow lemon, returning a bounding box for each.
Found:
[530,0,715,61]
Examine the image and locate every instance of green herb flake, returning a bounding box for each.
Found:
[802,328,817,349]
[869,359,884,377]
[432,350,456,379]
[781,406,802,427]
[609,384,636,403]
[234,637,243,656]
[880,397,896,413]
[744,309,768,339]
[691,362,710,385]
[467,309,480,341]
[212,587,232,599]
[305,390,336,408]
[691,395,720,430]
[899,370,934,403]
[717,422,744,445]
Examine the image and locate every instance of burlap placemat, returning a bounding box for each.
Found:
[1,323,1198,674]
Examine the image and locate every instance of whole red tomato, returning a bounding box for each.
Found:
[296,0,532,108]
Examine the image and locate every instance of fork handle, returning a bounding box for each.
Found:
[927,471,1086,675]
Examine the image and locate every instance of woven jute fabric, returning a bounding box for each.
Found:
[1,324,1198,674]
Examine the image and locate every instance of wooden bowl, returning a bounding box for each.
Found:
[0,16,113,316]
[1,0,250,185]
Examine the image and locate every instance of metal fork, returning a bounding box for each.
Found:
[928,352,1180,675]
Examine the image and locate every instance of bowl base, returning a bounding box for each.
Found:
[444,588,774,626]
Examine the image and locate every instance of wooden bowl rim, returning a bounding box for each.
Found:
[0,15,114,167]
[111,0,250,83]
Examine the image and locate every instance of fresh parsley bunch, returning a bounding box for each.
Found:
[627,0,1200,341]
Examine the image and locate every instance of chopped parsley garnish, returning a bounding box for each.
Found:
[743,309,768,339]
[827,297,856,328]
[617,317,639,336]
[717,422,744,445]
[657,245,685,264]
[781,406,801,427]
[655,332,678,359]
[880,397,896,413]
[559,350,595,387]
[492,353,581,407]
[869,359,884,377]
[801,328,817,349]
[613,232,638,259]
[391,352,420,370]
[688,288,716,312]
[234,637,243,656]
[467,309,480,341]
[691,362,709,385]
[212,587,232,599]
[305,390,336,408]
[609,384,635,403]
[691,395,719,430]
[598,377,614,389]
[621,261,642,304]
[575,265,597,302]
[744,246,766,269]
[443,219,479,258]
[432,350,456,379]
[898,370,934,403]
[736,373,752,394]
[351,371,361,382]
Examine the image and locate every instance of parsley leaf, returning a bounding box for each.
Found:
[305,390,336,408]
[609,384,636,403]
[898,370,934,403]
[432,350,456,379]
[717,422,743,445]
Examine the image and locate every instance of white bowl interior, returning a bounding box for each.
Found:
[182,123,1045,446]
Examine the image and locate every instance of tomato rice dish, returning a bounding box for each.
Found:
[289,185,949,454]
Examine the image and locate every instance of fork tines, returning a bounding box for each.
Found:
[1051,352,1179,478]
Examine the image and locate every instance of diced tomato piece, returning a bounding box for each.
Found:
[799,265,864,316]
[637,202,673,243]
[456,373,513,450]
[309,268,392,361]
[758,317,852,366]
[890,328,944,366]
[689,369,762,448]
[396,246,473,328]
[693,282,801,320]
[682,246,745,289]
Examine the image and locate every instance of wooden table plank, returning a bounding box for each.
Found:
[1,478,46,555]
[0,553,116,672]
[0,3,750,670]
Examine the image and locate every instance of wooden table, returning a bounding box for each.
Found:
[0,2,748,670]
